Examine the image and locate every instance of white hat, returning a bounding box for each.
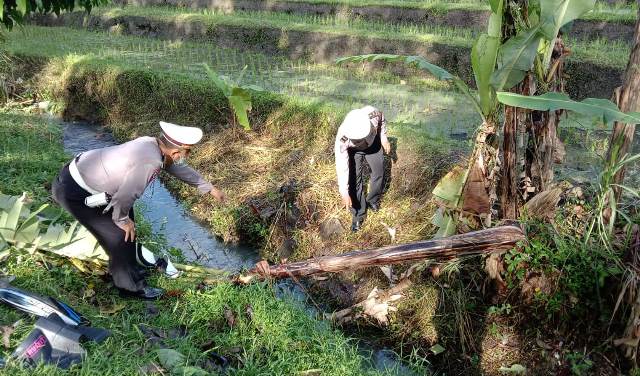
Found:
[159,121,203,147]
[341,109,372,140]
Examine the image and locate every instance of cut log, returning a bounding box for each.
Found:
[245,225,525,279]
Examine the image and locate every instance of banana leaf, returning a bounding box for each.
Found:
[496,92,640,125]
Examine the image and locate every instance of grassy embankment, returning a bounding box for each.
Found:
[0,111,420,375]
[64,5,634,70]
[33,5,631,101]
[123,0,639,24]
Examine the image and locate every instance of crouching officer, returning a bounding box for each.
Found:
[334,106,391,232]
[52,121,226,299]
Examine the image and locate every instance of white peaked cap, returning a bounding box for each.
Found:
[341,108,372,140]
[160,121,203,147]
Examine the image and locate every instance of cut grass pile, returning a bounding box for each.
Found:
[0,110,413,375]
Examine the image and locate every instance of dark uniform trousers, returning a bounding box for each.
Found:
[51,163,145,293]
[347,134,384,224]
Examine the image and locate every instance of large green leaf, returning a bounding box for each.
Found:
[228,87,252,131]
[472,34,500,116]
[16,0,27,15]
[14,204,47,246]
[431,165,470,237]
[0,194,24,240]
[488,0,501,13]
[202,64,230,97]
[539,0,595,39]
[487,0,504,37]
[432,165,468,202]
[336,54,454,81]
[432,208,459,238]
[156,349,185,371]
[539,0,595,67]
[496,92,640,125]
[491,27,542,91]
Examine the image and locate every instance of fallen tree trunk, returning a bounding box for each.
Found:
[245,225,525,279]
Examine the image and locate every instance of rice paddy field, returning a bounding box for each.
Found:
[5,25,480,139]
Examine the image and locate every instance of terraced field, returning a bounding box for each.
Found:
[29,4,633,99]
[118,0,638,27]
[6,25,479,138]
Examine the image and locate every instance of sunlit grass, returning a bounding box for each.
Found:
[4,25,479,133]
[0,112,69,202]
[52,5,635,70]
[0,252,392,375]
[90,5,478,46]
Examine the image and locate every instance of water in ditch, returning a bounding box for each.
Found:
[60,120,419,375]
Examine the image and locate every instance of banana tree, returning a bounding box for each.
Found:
[495,0,595,219]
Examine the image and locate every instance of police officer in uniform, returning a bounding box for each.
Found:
[335,106,391,232]
[51,122,226,299]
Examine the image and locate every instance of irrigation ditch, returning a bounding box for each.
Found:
[29,10,624,99]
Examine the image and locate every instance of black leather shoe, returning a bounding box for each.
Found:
[119,287,164,300]
[368,202,380,212]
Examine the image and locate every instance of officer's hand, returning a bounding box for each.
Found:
[210,187,226,203]
[116,219,136,243]
[382,140,391,154]
[341,194,352,210]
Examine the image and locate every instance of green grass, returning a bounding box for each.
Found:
[4,25,478,135]
[567,36,632,68]
[0,112,68,202]
[281,0,489,11]
[100,5,477,46]
[82,5,634,69]
[584,1,638,23]
[125,0,637,23]
[0,252,395,375]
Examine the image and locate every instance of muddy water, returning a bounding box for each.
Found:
[60,120,417,375]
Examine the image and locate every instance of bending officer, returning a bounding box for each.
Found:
[334,106,391,232]
[52,121,225,299]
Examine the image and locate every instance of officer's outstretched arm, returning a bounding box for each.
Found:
[165,163,214,194]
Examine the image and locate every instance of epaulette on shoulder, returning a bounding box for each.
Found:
[368,110,382,119]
